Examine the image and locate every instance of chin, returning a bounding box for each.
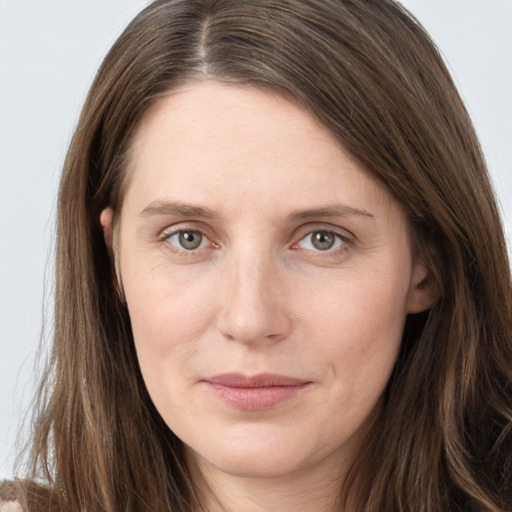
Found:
[194,447,311,479]
[183,423,343,481]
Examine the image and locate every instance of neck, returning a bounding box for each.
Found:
[189,453,351,512]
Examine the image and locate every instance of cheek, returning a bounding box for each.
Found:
[302,270,410,391]
[124,267,216,370]
[305,271,409,343]
[125,276,218,426]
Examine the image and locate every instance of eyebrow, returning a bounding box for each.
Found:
[139,201,218,219]
[139,201,375,222]
[288,205,375,222]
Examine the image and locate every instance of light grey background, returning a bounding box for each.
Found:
[1,0,511,478]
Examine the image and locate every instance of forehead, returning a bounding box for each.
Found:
[121,80,399,223]
[128,81,348,170]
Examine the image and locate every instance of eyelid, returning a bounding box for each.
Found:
[158,221,212,239]
[291,223,355,242]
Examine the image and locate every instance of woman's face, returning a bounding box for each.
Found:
[104,81,433,481]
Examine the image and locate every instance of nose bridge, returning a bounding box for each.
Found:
[217,245,290,344]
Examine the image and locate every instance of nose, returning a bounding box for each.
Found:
[216,251,292,345]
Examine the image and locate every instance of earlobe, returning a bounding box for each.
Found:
[407,262,438,314]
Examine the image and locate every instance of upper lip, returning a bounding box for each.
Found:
[204,373,310,387]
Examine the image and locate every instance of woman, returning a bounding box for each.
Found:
[2,0,511,510]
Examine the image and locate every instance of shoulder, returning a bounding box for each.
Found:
[0,502,22,512]
[0,480,22,512]
[1,479,55,512]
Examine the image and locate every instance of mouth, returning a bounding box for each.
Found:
[203,373,311,410]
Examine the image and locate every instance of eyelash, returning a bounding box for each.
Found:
[158,225,354,257]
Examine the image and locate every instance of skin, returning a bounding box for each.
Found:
[0,503,22,512]
[101,81,435,512]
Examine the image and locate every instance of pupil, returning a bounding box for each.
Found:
[312,231,334,250]
[179,231,202,250]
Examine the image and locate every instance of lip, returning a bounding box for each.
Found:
[203,373,311,410]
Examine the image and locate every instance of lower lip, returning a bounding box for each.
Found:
[205,383,309,410]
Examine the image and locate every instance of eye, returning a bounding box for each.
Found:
[297,230,346,252]
[165,229,210,251]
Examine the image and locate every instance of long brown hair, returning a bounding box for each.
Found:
[7,0,512,510]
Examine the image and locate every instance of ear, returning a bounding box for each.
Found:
[407,261,438,314]
[100,207,125,302]
[100,207,115,262]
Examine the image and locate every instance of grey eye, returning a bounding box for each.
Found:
[179,231,203,250]
[311,231,336,250]
[297,230,345,252]
[167,230,208,250]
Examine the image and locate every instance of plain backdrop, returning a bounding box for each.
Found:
[1,0,511,478]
